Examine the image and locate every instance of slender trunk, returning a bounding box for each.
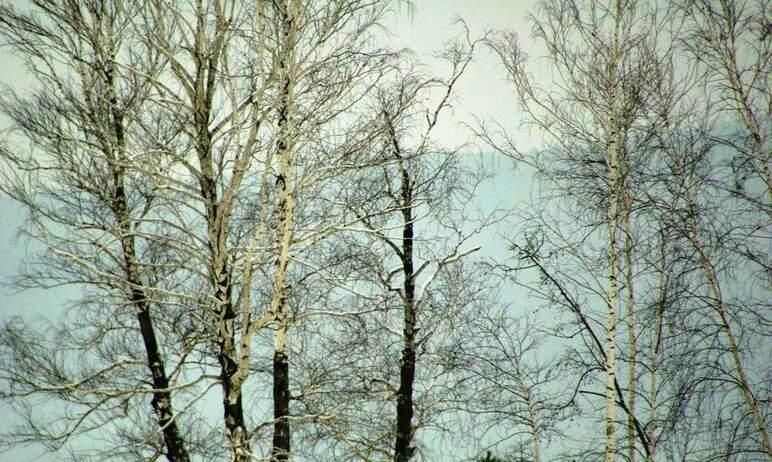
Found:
[126,248,191,462]
[271,2,297,459]
[386,108,418,462]
[528,400,542,462]
[605,3,624,460]
[714,0,772,205]
[698,247,771,456]
[214,269,250,461]
[605,154,620,462]
[116,194,190,462]
[270,126,293,453]
[394,163,416,462]
[646,230,667,462]
[185,2,251,458]
[272,328,291,461]
[685,202,771,456]
[514,355,541,462]
[622,189,637,462]
[203,154,250,460]
[105,56,189,460]
[199,100,251,462]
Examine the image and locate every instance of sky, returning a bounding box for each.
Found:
[0,1,540,460]
[4,3,769,461]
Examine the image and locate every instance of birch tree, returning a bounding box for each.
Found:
[2,0,399,460]
[280,30,492,460]
[373,42,486,461]
[645,0,772,456]
[250,2,398,458]
[0,1,197,459]
[455,298,573,462]
[132,0,398,458]
[646,110,772,459]
[127,2,274,458]
[678,0,771,206]
[483,0,673,459]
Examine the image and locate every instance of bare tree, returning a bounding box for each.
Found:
[0,1,196,460]
[126,2,273,458]
[255,2,399,459]
[483,0,673,459]
[646,112,772,458]
[278,28,493,461]
[455,294,574,462]
[372,40,485,461]
[678,0,771,206]
[642,0,772,455]
[126,1,400,460]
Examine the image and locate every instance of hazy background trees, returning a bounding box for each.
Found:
[479,0,770,460]
[0,0,768,461]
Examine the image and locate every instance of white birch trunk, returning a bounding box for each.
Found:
[604,2,624,460]
[685,194,771,456]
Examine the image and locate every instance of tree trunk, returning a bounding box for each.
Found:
[107,62,190,460]
[685,195,772,456]
[605,3,624,460]
[271,2,297,459]
[622,189,637,462]
[394,163,416,462]
[605,153,620,462]
[185,2,253,457]
[646,230,667,462]
[131,273,191,462]
[118,204,190,462]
